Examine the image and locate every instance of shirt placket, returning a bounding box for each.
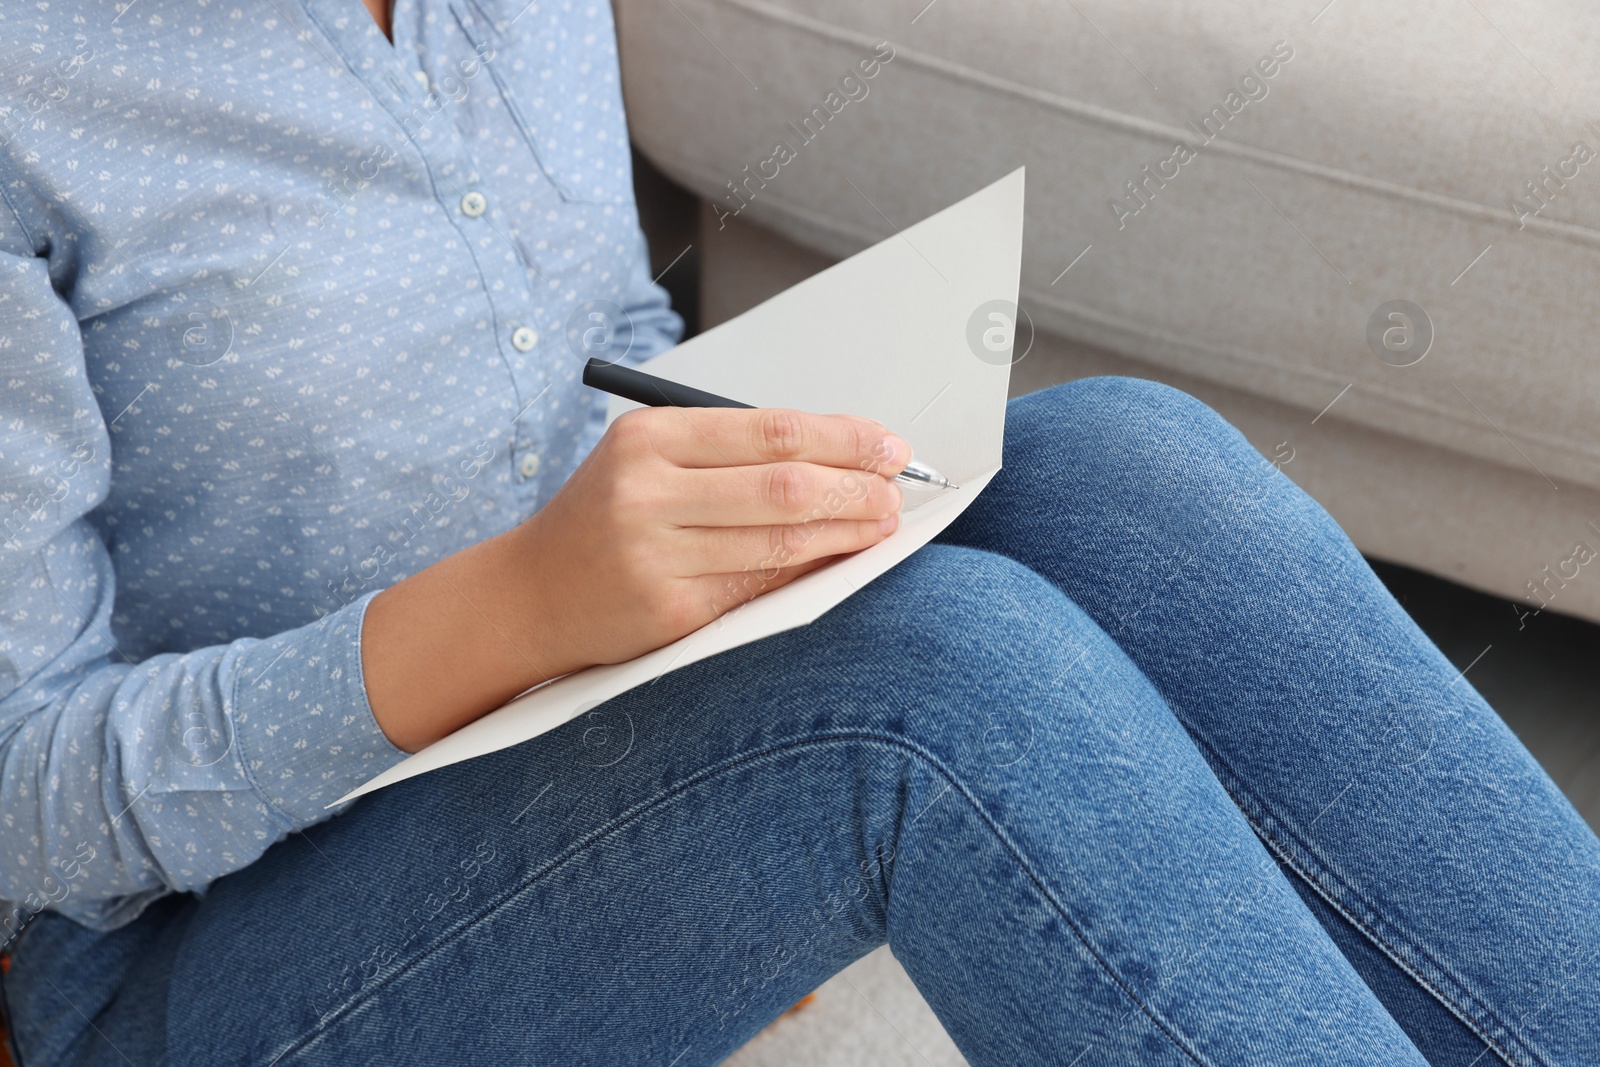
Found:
[300,0,554,501]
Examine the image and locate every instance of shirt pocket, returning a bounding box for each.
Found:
[450,0,634,206]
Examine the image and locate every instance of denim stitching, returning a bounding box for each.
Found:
[1182,727,1537,1067]
[1235,805,1526,1067]
[271,730,1215,1067]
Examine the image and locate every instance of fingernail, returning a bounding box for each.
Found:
[880,434,909,464]
[878,514,899,533]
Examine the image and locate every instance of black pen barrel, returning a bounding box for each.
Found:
[582,357,752,410]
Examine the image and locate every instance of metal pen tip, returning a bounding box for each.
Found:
[895,459,957,491]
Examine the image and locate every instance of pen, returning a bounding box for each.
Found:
[582,357,958,490]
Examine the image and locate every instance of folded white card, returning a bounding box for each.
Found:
[334,166,1025,805]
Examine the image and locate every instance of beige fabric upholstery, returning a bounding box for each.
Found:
[616,0,1600,623]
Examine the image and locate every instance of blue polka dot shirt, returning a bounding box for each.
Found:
[0,0,682,936]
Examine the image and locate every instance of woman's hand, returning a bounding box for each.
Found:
[518,406,910,678]
[362,407,909,752]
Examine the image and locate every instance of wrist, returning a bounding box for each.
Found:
[361,519,565,752]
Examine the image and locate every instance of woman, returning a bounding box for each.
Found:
[0,2,1595,1064]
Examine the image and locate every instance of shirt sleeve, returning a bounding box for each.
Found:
[0,205,409,937]
[576,226,687,460]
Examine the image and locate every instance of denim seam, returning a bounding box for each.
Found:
[1184,732,1536,1067]
[1232,806,1530,1067]
[270,730,1215,1067]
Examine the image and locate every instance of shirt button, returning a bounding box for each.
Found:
[460,191,488,218]
[511,326,539,352]
[519,453,541,479]
[413,70,430,90]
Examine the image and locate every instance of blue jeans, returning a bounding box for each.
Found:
[5,378,1597,1066]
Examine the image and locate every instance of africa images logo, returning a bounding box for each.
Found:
[1110,41,1295,230]
[710,42,896,230]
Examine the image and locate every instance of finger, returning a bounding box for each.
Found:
[827,413,888,429]
[694,555,841,619]
[673,514,899,576]
[614,405,908,477]
[661,461,904,528]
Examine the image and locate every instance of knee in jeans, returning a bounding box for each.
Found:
[1016,376,1287,505]
[885,545,1064,639]
[865,545,1099,761]
[1030,376,1240,457]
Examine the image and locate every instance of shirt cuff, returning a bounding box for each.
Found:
[227,588,410,829]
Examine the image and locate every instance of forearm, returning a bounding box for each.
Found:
[360,519,579,753]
